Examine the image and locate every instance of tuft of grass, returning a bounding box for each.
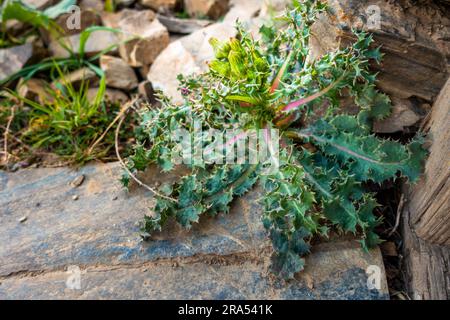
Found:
[2,67,135,166]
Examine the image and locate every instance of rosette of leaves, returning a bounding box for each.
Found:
[123,0,427,279]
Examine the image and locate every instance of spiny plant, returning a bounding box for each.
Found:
[122,0,427,279]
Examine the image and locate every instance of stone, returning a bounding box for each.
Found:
[79,0,104,12]
[18,216,27,223]
[139,0,177,12]
[225,0,262,23]
[0,43,33,82]
[259,0,289,18]
[146,7,258,104]
[138,80,157,103]
[87,87,129,104]
[373,98,422,133]
[49,30,120,58]
[100,55,138,91]
[116,0,136,7]
[51,67,98,88]
[70,175,85,188]
[184,0,230,20]
[309,0,449,101]
[16,78,53,104]
[0,162,389,299]
[21,0,55,9]
[102,9,170,67]
[157,14,212,34]
[54,10,101,36]
[147,40,201,103]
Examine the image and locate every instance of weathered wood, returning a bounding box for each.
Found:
[408,77,450,245]
[401,78,450,299]
[402,200,450,300]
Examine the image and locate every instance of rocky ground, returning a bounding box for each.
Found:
[0,0,449,299]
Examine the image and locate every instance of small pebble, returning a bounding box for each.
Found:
[18,216,27,223]
[72,195,79,201]
[70,175,85,188]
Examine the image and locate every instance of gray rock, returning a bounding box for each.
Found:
[100,55,138,91]
[0,162,388,299]
[49,30,120,58]
[157,14,212,34]
[116,0,136,7]
[0,43,33,82]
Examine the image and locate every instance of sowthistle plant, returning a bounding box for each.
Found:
[122,0,427,279]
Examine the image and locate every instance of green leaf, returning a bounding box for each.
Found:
[270,251,305,280]
[177,204,203,228]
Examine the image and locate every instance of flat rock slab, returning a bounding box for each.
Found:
[0,163,389,299]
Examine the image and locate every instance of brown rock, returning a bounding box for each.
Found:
[100,55,138,91]
[138,80,157,103]
[16,78,53,104]
[70,175,85,188]
[102,9,170,67]
[87,87,129,104]
[54,10,101,36]
[79,0,104,12]
[139,0,177,12]
[0,43,33,83]
[184,0,230,20]
[309,0,449,101]
[373,98,422,133]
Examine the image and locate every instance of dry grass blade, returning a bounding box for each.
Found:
[114,107,178,202]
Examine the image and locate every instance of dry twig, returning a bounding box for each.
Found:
[114,108,177,202]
